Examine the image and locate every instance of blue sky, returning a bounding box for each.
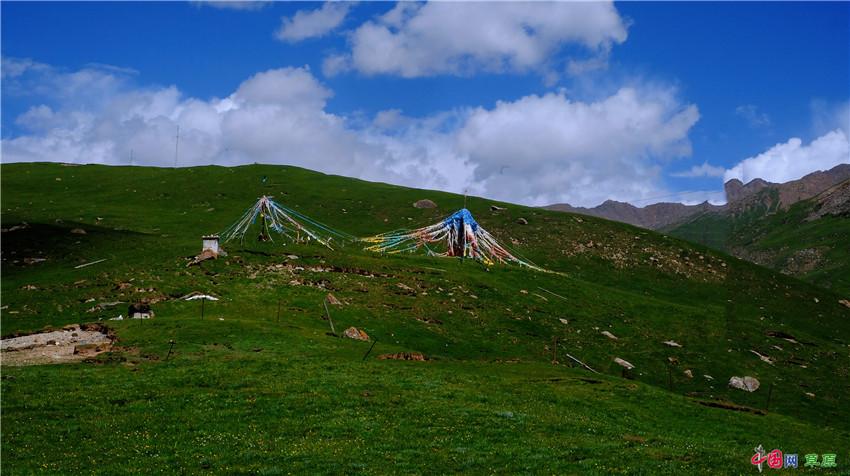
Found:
[2,1,848,207]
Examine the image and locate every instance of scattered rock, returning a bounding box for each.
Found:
[1,325,113,366]
[766,330,800,344]
[415,316,443,325]
[663,340,682,348]
[413,199,437,209]
[667,356,679,365]
[558,318,569,325]
[395,283,414,292]
[343,327,370,341]
[70,228,86,235]
[286,255,299,260]
[839,299,850,309]
[684,369,693,379]
[704,374,714,381]
[1,223,29,233]
[378,352,427,361]
[728,376,760,392]
[750,349,774,365]
[519,289,528,294]
[613,357,634,370]
[516,217,528,225]
[805,392,815,398]
[490,205,507,211]
[325,293,342,306]
[600,331,618,340]
[21,284,37,291]
[187,248,218,267]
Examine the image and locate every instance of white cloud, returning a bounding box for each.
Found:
[453,88,700,205]
[276,2,351,42]
[735,104,771,128]
[724,129,850,184]
[671,161,726,178]
[2,59,702,208]
[335,1,627,78]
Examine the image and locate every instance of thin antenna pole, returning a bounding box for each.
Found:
[174,125,180,168]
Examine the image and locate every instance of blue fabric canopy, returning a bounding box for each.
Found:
[442,208,479,232]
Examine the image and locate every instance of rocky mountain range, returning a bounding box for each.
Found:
[545,163,850,229]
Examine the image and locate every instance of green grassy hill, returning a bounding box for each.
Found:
[665,184,850,296]
[2,163,849,474]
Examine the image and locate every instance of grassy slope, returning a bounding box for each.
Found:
[665,189,850,295]
[2,163,849,474]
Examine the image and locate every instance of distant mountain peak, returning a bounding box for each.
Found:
[545,163,850,230]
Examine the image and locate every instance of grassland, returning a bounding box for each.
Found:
[666,188,850,296]
[2,163,849,474]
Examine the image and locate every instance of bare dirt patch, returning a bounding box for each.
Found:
[1,323,114,366]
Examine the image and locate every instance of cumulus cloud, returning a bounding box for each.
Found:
[735,104,771,128]
[724,129,850,184]
[276,2,351,42]
[329,1,627,78]
[453,88,699,205]
[2,58,702,207]
[671,161,726,178]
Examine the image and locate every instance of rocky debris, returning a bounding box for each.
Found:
[684,369,693,379]
[415,316,443,325]
[516,217,528,225]
[1,222,29,233]
[343,327,370,341]
[806,178,850,221]
[490,205,507,211]
[325,293,342,306]
[839,299,850,309]
[396,283,414,292]
[286,255,299,260]
[21,284,38,291]
[663,340,682,348]
[704,375,714,381]
[187,248,218,267]
[805,392,816,398]
[766,330,800,344]
[558,318,569,325]
[70,228,87,235]
[378,352,427,361]
[600,331,618,340]
[613,357,634,370]
[728,376,760,392]
[413,199,437,209]
[1,324,113,366]
[23,257,47,265]
[750,350,774,365]
[86,301,125,313]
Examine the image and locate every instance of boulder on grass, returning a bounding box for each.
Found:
[728,376,760,392]
[413,199,437,209]
[613,357,634,370]
[343,327,370,341]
